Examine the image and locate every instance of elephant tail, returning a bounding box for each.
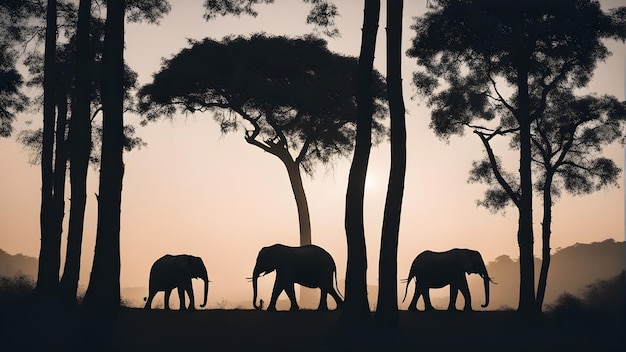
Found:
[334,270,344,300]
[400,276,413,303]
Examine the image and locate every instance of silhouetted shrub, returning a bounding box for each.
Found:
[0,275,35,307]
[548,271,626,327]
[496,305,515,311]
[547,292,585,321]
[582,270,624,315]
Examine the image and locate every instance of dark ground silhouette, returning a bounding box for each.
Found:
[0,271,624,351]
[1,307,624,351]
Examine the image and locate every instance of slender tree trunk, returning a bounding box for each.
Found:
[283,157,317,307]
[59,0,92,304]
[342,0,380,324]
[36,0,59,299]
[376,0,406,327]
[51,88,68,275]
[83,0,125,311]
[536,171,554,310]
[515,50,537,316]
[511,11,536,315]
[283,160,311,246]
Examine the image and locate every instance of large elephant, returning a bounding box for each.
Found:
[402,248,493,311]
[251,244,343,311]
[144,254,209,310]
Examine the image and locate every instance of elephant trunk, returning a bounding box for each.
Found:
[481,274,490,308]
[200,275,209,308]
[252,266,262,310]
[401,276,413,303]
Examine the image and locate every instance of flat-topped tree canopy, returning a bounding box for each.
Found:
[138,33,387,173]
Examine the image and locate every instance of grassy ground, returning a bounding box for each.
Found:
[1,274,624,351]
[2,307,624,351]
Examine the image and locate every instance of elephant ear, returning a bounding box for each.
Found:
[179,255,193,272]
[466,251,484,274]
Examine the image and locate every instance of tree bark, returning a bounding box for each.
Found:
[36,0,59,300]
[283,159,311,246]
[342,0,380,324]
[59,0,93,304]
[513,14,537,315]
[51,86,68,285]
[376,0,405,327]
[83,0,125,312]
[536,171,553,310]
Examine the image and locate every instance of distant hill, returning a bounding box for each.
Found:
[0,249,37,280]
[464,238,625,310]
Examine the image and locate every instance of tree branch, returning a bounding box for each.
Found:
[474,130,520,207]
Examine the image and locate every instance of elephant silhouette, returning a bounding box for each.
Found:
[250,244,343,311]
[144,254,209,310]
[402,248,494,311]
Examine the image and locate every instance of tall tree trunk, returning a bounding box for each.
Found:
[510,10,536,315]
[342,0,380,324]
[283,157,316,308]
[536,171,554,310]
[36,0,59,300]
[83,0,125,311]
[51,87,68,278]
[514,34,536,316]
[376,0,406,327]
[59,0,93,304]
[283,159,311,246]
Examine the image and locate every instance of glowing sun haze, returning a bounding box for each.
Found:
[0,0,624,306]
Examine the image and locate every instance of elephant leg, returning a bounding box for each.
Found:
[164,289,172,310]
[459,278,472,311]
[408,283,420,311]
[177,286,186,310]
[284,283,299,311]
[267,279,283,312]
[328,288,343,309]
[144,291,156,309]
[184,279,195,310]
[423,288,435,311]
[448,284,459,311]
[317,289,329,311]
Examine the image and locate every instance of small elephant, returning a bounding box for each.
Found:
[144,254,209,310]
[402,248,493,311]
[251,244,343,311]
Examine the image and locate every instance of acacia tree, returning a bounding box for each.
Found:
[470,90,626,310]
[408,0,626,314]
[138,34,387,247]
[376,0,407,327]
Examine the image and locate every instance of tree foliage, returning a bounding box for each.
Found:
[0,1,45,137]
[203,0,339,37]
[471,91,626,213]
[139,34,387,174]
[17,22,145,167]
